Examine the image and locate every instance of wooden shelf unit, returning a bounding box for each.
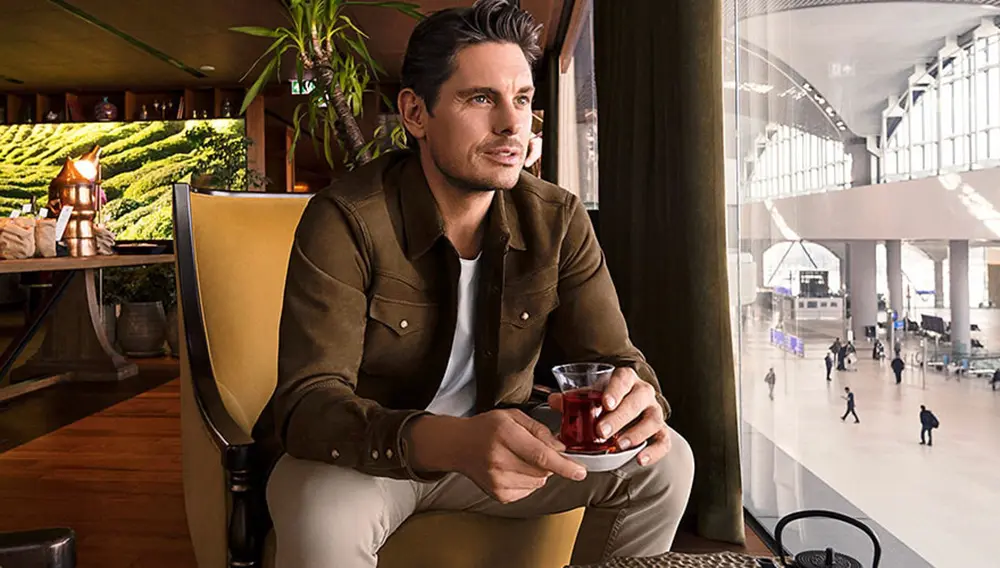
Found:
[1,87,247,125]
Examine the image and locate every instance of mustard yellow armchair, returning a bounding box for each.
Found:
[172,184,584,568]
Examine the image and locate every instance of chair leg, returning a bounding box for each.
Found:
[226,447,267,568]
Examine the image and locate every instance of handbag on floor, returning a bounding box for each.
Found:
[567,509,881,568]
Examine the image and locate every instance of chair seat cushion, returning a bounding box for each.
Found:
[264,508,585,568]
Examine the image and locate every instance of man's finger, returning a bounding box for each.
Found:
[602,367,637,411]
[614,407,664,451]
[636,427,671,467]
[509,410,565,452]
[506,424,587,481]
[547,392,564,413]
[597,383,652,439]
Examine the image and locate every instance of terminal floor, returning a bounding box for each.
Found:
[740,309,1000,568]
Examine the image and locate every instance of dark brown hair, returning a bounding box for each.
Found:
[401,0,543,115]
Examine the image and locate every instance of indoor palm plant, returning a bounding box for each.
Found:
[233,0,421,170]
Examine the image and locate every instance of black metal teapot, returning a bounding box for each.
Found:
[774,510,881,568]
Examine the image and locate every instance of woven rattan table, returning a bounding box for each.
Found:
[567,551,778,568]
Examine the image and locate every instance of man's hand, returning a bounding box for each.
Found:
[406,410,588,504]
[549,367,670,467]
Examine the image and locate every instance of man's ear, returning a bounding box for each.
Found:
[398,88,427,142]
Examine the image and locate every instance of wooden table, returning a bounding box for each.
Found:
[0,254,174,401]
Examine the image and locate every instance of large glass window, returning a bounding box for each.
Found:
[883,24,1000,181]
[557,0,598,208]
[726,3,996,567]
[747,125,851,200]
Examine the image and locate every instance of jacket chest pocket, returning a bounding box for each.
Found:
[499,286,560,373]
[362,294,441,377]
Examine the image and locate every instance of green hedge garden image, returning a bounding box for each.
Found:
[0,119,247,239]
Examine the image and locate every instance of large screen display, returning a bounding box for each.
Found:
[0,119,246,239]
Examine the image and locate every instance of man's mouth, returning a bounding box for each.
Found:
[484,146,524,166]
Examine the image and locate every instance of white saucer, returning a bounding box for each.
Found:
[529,404,645,473]
[560,441,647,472]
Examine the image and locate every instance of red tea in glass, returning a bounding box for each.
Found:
[552,363,617,454]
[560,387,616,453]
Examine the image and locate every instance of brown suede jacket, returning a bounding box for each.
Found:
[253,150,668,481]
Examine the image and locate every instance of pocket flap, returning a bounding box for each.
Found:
[369,295,438,336]
[502,288,560,328]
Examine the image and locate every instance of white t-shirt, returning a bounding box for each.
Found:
[425,255,480,417]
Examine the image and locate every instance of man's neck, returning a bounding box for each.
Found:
[419,151,494,260]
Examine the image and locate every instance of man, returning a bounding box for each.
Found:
[841,387,859,423]
[991,367,999,391]
[256,2,695,567]
[891,354,905,384]
[919,405,938,446]
[764,367,776,400]
[824,352,833,381]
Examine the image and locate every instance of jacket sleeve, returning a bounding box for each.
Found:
[546,195,671,420]
[272,192,437,480]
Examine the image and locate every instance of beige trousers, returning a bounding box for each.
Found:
[267,427,694,567]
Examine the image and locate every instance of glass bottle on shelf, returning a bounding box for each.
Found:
[221,99,232,118]
[139,104,149,120]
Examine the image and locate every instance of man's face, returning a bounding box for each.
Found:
[410,42,535,192]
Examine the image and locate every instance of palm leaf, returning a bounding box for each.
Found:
[230,26,282,37]
[342,1,422,19]
[240,57,279,115]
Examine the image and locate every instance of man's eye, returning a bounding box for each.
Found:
[472,95,490,104]
[516,96,532,106]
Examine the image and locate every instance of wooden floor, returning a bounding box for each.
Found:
[0,378,768,567]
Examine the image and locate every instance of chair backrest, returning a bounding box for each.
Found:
[174,185,312,434]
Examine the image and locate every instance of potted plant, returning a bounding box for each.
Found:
[233,0,420,171]
[101,264,176,357]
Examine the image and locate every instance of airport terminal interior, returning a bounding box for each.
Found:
[728,1,1000,566]
[2,0,999,567]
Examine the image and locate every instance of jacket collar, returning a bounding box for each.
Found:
[398,152,527,260]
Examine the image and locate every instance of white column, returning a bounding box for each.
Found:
[848,240,878,342]
[886,240,904,318]
[934,259,945,309]
[950,240,970,356]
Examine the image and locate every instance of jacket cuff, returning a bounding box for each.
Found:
[283,393,444,481]
[397,411,448,483]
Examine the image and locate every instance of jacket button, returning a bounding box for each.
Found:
[520,311,530,321]
[331,449,340,459]
[483,349,494,358]
[386,448,394,459]
[400,320,409,329]
[371,449,379,460]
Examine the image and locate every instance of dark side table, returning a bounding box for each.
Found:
[0,528,76,568]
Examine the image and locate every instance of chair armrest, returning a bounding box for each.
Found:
[173,183,267,567]
[0,528,75,568]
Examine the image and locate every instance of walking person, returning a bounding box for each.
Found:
[991,368,1000,391]
[891,355,905,385]
[919,405,939,446]
[824,352,833,381]
[765,367,776,400]
[841,387,859,423]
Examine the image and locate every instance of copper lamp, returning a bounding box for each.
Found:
[47,145,102,257]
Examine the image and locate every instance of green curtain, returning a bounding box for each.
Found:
[593,0,744,544]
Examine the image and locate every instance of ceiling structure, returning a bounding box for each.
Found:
[736,1,1000,138]
[0,0,565,92]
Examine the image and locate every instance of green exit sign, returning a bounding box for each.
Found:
[290,80,317,95]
